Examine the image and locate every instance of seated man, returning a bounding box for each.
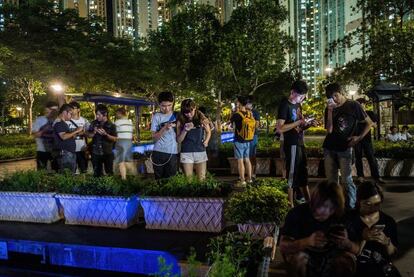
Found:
[279,181,359,277]
[386,126,401,142]
[345,181,400,277]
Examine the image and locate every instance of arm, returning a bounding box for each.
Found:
[325,108,334,133]
[203,119,211,147]
[58,128,83,140]
[348,116,374,147]
[276,118,304,134]
[176,121,188,143]
[279,232,328,255]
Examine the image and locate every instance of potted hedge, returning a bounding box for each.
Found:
[140,174,232,232]
[225,179,289,238]
[0,170,61,223]
[55,173,143,229]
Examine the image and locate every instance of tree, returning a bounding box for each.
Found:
[331,0,414,91]
[216,0,292,97]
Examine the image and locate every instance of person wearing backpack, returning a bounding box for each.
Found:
[277,80,316,207]
[230,95,256,186]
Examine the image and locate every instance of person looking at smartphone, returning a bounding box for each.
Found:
[87,104,117,177]
[150,91,178,180]
[176,99,211,181]
[323,83,374,209]
[277,80,317,207]
[345,181,400,277]
[279,181,357,277]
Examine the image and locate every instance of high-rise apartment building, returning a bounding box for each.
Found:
[281,0,358,93]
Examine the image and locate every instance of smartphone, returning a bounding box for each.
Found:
[372,224,385,232]
[327,98,335,105]
[160,120,177,127]
[305,117,315,124]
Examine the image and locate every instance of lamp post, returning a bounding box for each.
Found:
[349,90,356,100]
[50,82,65,106]
[325,67,334,78]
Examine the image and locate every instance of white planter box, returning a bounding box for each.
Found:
[0,192,61,223]
[140,197,225,232]
[57,194,140,229]
[237,223,277,239]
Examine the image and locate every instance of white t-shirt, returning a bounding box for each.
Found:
[150,112,178,154]
[386,133,401,142]
[66,117,90,152]
[400,132,412,141]
[115,118,134,140]
[32,116,48,152]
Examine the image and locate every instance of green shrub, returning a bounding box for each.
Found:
[226,185,289,224]
[305,127,327,135]
[0,171,146,196]
[0,170,55,192]
[0,134,35,146]
[141,174,232,197]
[254,178,288,193]
[208,232,263,277]
[0,145,36,160]
[373,140,414,158]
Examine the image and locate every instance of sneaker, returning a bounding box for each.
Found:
[235,180,247,188]
[247,179,254,185]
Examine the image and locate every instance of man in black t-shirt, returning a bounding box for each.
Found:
[354,98,383,184]
[277,80,316,207]
[280,181,358,277]
[323,83,373,209]
[53,104,83,173]
[87,104,117,177]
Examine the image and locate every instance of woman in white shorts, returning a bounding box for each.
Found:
[176,99,211,180]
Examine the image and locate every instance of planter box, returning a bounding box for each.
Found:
[237,223,277,239]
[140,197,225,232]
[228,157,271,176]
[57,194,140,229]
[255,158,271,175]
[228,157,238,175]
[0,192,61,223]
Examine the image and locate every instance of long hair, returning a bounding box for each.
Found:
[309,181,345,218]
[178,98,206,126]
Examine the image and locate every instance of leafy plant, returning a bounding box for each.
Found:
[0,170,55,192]
[155,256,179,277]
[207,232,263,277]
[253,178,288,193]
[225,185,289,224]
[141,174,232,197]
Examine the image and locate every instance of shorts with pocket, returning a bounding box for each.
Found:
[180,151,208,164]
[234,141,251,159]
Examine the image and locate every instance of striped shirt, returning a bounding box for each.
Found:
[115,118,134,140]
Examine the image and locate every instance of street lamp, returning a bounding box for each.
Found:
[349,90,356,100]
[50,83,64,94]
[325,67,334,77]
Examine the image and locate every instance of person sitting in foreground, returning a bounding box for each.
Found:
[345,181,400,277]
[279,181,359,277]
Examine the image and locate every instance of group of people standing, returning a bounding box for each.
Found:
[33,101,133,179]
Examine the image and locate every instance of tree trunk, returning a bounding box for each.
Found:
[215,89,222,148]
[1,105,5,135]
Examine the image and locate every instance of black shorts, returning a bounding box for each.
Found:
[284,144,308,188]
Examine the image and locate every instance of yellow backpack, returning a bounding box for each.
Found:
[236,111,256,141]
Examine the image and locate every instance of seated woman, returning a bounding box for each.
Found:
[279,181,359,277]
[346,181,400,277]
[176,99,211,181]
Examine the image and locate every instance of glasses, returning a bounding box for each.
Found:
[361,200,381,208]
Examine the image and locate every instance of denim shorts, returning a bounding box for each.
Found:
[234,141,251,159]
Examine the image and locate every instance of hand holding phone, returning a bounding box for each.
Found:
[327,98,336,109]
[372,224,385,233]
